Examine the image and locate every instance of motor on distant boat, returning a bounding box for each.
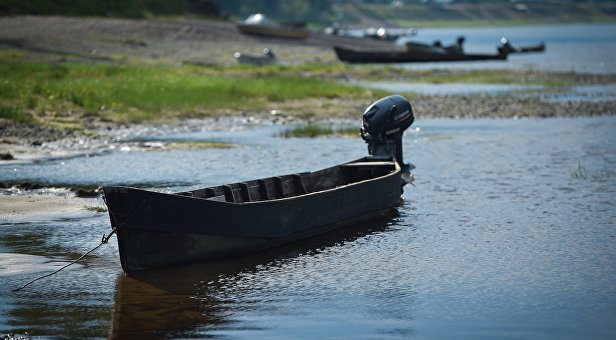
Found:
[360,95,414,171]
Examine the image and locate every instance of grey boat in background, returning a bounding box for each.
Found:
[236,13,310,40]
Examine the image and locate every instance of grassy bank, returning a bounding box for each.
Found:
[0,52,379,126]
[2,50,615,132]
[219,62,616,89]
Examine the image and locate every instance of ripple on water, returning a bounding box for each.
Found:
[1,117,616,338]
[0,253,83,278]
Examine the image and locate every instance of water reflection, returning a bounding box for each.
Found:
[110,209,402,338]
[401,23,616,73]
[3,117,615,338]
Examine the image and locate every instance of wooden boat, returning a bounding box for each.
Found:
[334,43,507,63]
[103,95,415,273]
[498,37,545,54]
[236,13,310,40]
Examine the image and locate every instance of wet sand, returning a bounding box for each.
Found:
[0,194,105,223]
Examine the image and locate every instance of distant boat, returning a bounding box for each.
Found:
[334,37,507,63]
[364,26,418,42]
[498,37,546,54]
[103,95,415,273]
[236,13,310,40]
[323,23,417,42]
[234,48,277,66]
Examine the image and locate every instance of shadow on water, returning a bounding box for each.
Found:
[109,208,403,339]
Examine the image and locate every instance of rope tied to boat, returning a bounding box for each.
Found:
[12,227,117,292]
[13,196,146,292]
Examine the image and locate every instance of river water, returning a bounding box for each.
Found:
[1,116,615,339]
[399,23,616,74]
[355,23,616,103]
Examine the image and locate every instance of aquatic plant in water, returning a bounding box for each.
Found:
[571,161,588,180]
[571,161,616,181]
[279,124,358,138]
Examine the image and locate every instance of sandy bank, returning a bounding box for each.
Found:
[0,15,391,65]
[0,194,105,223]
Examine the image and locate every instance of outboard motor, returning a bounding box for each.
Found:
[360,95,414,174]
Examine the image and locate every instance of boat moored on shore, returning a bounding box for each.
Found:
[103,95,416,273]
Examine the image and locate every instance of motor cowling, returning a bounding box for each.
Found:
[360,95,414,170]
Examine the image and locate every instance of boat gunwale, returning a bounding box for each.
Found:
[106,159,401,206]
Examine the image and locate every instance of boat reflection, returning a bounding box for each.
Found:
[108,207,402,338]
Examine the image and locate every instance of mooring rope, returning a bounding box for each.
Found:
[12,227,117,292]
[13,197,146,292]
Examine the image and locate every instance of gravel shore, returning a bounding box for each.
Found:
[1,92,614,159]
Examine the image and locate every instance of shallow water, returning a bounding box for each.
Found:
[356,81,616,103]
[1,117,616,339]
[535,83,616,103]
[356,81,545,96]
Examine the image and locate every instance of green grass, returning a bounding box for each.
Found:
[2,50,613,127]
[0,54,375,124]
[0,105,32,123]
[401,69,579,87]
[280,124,359,138]
[240,62,608,88]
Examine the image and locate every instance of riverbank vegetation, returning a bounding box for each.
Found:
[1,50,614,131]
[279,124,358,138]
[225,63,616,88]
[0,51,379,125]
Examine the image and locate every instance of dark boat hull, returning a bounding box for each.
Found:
[104,158,404,273]
[499,42,545,54]
[334,45,507,63]
[511,43,546,53]
[236,24,310,40]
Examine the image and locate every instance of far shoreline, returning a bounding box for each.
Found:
[400,18,616,29]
